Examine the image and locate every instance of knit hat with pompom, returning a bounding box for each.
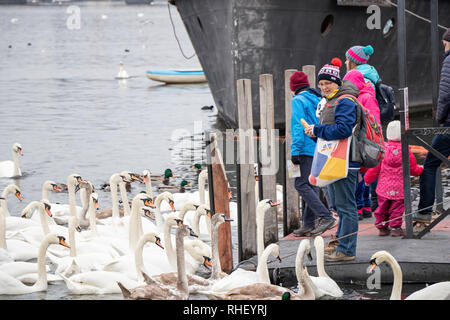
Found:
[317,57,342,86]
[346,45,374,65]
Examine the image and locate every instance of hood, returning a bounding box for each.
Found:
[356,64,380,85]
[343,70,366,90]
[298,88,321,108]
[383,141,403,168]
[336,80,360,98]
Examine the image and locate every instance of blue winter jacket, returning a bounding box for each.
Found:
[437,50,450,125]
[356,63,380,90]
[290,88,322,157]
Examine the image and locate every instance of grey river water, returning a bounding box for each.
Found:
[0,1,442,301]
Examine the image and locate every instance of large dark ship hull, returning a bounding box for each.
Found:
[171,0,449,128]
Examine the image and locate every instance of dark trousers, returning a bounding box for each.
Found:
[418,122,450,214]
[294,155,332,227]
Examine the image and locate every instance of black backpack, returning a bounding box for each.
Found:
[375,81,396,123]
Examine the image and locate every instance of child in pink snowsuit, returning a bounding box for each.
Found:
[364,120,423,237]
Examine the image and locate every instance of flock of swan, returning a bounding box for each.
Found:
[0,142,449,300]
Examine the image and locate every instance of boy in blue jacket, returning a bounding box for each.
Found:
[290,71,336,237]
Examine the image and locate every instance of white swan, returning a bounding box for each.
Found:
[200,239,315,300]
[309,236,343,299]
[256,199,280,261]
[0,142,23,178]
[0,184,23,217]
[152,191,176,231]
[142,169,153,198]
[115,61,130,79]
[117,224,195,300]
[1,206,39,262]
[47,216,121,278]
[0,233,70,294]
[369,250,450,300]
[207,243,281,293]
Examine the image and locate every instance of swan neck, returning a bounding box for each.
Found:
[68,184,77,217]
[33,236,49,290]
[192,212,201,236]
[176,232,188,296]
[164,222,176,269]
[69,220,77,257]
[385,254,403,300]
[119,183,131,216]
[0,198,9,217]
[12,149,20,177]
[42,188,49,201]
[154,198,164,230]
[135,234,148,283]
[256,208,265,261]
[0,210,7,249]
[315,239,329,278]
[110,183,120,220]
[129,203,143,252]
[146,179,153,198]
[256,246,272,284]
[199,176,206,205]
[39,206,50,235]
[210,222,222,280]
[88,199,97,234]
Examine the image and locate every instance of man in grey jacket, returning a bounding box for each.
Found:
[415,28,450,223]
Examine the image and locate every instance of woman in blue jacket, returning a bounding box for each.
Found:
[290,71,336,237]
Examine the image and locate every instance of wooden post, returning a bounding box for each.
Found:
[259,74,278,246]
[237,78,257,260]
[302,65,316,89]
[209,132,233,273]
[284,69,300,234]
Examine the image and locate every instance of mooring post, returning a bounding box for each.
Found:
[237,78,257,260]
[284,69,300,234]
[397,0,413,238]
[302,65,316,89]
[207,132,233,273]
[259,73,278,246]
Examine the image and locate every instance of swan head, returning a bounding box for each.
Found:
[183,202,200,212]
[142,169,151,183]
[195,204,211,218]
[46,233,71,248]
[297,239,313,263]
[91,193,99,209]
[40,199,53,217]
[157,191,176,211]
[68,174,88,188]
[141,207,155,221]
[313,235,324,250]
[133,192,155,208]
[211,213,233,226]
[9,184,23,201]
[43,180,62,192]
[21,201,40,218]
[202,256,212,270]
[165,212,184,228]
[12,143,23,156]
[68,216,81,232]
[266,243,282,263]
[177,224,198,238]
[256,199,280,213]
[369,250,393,273]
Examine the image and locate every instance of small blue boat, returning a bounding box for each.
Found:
[146,69,207,84]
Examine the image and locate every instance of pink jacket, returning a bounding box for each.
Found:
[343,70,381,125]
[364,141,423,200]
